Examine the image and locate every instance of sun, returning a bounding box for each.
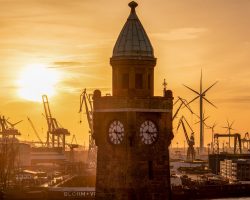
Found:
[17,63,60,102]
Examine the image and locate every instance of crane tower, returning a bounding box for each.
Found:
[79,89,97,168]
[42,95,70,150]
[177,116,196,161]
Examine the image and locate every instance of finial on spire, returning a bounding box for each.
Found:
[128,1,138,13]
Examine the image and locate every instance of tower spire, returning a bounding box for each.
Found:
[111,1,154,58]
[110,1,156,97]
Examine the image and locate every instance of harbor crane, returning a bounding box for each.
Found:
[177,116,195,161]
[79,88,97,168]
[214,133,242,154]
[27,117,44,146]
[241,132,250,150]
[42,95,70,150]
[67,134,79,163]
[0,116,21,191]
[172,96,194,121]
[0,115,21,139]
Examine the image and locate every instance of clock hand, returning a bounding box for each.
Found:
[114,130,123,140]
[145,130,152,140]
[147,131,156,140]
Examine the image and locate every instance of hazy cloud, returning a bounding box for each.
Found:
[51,61,103,70]
[215,96,250,104]
[151,28,208,41]
[52,61,84,68]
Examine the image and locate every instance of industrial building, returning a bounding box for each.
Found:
[220,159,233,180]
[209,153,250,174]
[220,159,250,181]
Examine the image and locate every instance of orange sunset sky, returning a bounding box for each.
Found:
[0,0,250,148]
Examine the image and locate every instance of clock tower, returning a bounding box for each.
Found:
[93,2,173,199]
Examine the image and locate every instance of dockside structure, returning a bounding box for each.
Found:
[209,153,250,174]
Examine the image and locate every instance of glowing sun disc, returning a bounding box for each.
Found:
[17,64,60,102]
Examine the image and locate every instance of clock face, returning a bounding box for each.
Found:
[108,120,124,144]
[140,120,158,144]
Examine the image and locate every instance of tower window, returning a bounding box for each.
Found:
[135,73,143,89]
[122,73,129,89]
[148,74,151,89]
